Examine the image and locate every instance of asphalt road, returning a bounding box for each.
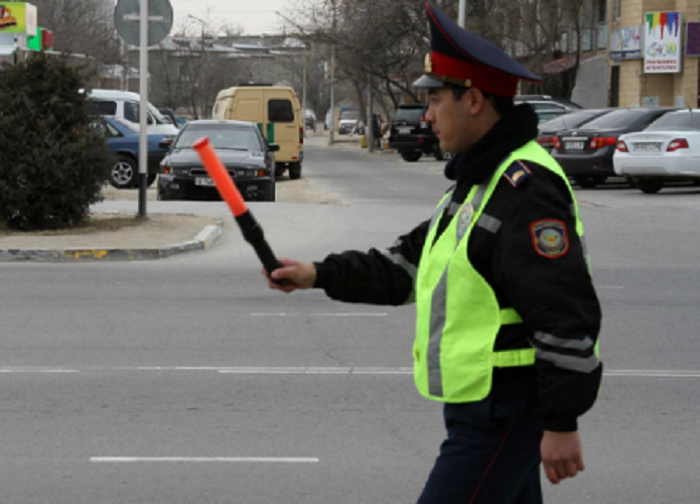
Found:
[1,136,699,503]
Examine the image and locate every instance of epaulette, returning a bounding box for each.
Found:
[503,160,532,188]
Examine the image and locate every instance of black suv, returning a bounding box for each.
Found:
[389,103,447,162]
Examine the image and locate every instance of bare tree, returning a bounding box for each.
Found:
[31,0,121,65]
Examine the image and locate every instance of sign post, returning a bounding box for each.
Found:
[114,0,173,218]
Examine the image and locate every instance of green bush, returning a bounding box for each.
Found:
[0,53,114,231]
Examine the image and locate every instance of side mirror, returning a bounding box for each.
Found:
[159,137,174,149]
[268,143,281,152]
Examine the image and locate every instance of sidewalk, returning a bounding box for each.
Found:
[0,210,224,263]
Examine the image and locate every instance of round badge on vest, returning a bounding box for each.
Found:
[456,203,474,241]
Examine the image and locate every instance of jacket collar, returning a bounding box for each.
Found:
[444,104,539,185]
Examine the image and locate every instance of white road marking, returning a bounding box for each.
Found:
[0,369,79,373]
[90,457,319,463]
[218,367,412,375]
[251,312,388,317]
[2,367,700,379]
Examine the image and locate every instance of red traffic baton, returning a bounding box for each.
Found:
[193,137,287,284]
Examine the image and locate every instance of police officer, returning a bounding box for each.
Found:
[265,4,602,502]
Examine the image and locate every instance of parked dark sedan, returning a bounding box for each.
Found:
[537,108,616,151]
[158,120,279,201]
[389,103,447,162]
[551,107,678,188]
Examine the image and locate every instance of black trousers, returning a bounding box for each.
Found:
[417,370,544,504]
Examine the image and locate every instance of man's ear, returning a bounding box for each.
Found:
[466,89,487,116]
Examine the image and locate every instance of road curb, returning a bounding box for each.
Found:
[0,221,224,263]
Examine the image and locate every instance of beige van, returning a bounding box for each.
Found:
[212,86,304,179]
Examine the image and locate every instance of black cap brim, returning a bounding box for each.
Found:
[413,75,445,89]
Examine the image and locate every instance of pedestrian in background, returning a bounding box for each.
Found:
[265,4,602,502]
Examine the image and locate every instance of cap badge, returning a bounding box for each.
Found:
[424,53,433,74]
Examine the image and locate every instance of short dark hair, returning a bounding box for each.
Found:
[445,85,514,117]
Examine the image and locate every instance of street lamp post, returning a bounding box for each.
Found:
[188,14,207,119]
[274,11,308,138]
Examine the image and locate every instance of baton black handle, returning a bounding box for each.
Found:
[235,211,290,286]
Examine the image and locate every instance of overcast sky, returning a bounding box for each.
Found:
[167,0,296,35]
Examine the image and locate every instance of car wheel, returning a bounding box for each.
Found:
[400,151,422,162]
[573,175,602,189]
[261,181,276,202]
[147,174,157,187]
[636,178,664,194]
[434,147,446,161]
[289,162,302,180]
[109,156,138,189]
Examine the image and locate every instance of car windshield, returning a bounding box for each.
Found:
[539,110,610,131]
[175,124,261,151]
[578,109,659,130]
[646,111,700,131]
[340,110,359,120]
[394,107,424,122]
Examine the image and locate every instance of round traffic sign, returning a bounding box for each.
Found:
[115,0,173,47]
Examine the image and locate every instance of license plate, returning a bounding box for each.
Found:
[195,177,216,187]
[565,141,585,150]
[634,143,661,152]
[398,127,413,135]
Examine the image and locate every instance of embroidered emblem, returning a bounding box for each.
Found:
[456,203,474,241]
[531,220,569,258]
[503,161,532,188]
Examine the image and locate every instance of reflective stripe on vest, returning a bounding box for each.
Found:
[413,140,588,403]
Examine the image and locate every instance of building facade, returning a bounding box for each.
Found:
[608,0,700,107]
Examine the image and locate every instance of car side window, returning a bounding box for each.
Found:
[92,100,117,116]
[268,99,294,123]
[124,102,139,122]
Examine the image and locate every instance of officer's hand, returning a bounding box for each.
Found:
[541,431,585,485]
[263,258,317,293]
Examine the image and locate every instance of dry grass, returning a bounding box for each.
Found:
[0,214,149,237]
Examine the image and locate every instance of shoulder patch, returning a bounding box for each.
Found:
[530,219,569,259]
[503,161,532,188]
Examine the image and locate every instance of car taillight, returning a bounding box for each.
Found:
[552,137,563,150]
[299,127,304,145]
[616,141,629,153]
[667,138,689,152]
[589,137,618,149]
[537,136,554,147]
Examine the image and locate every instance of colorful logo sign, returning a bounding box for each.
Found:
[0,2,37,35]
[611,26,643,60]
[644,12,682,73]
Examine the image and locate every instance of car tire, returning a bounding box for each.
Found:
[109,156,138,189]
[573,175,605,189]
[400,151,422,163]
[147,174,157,187]
[261,181,276,202]
[434,147,446,161]
[635,178,664,194]
[289,163,302,180]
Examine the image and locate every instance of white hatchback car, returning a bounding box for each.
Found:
[614,110,700,193]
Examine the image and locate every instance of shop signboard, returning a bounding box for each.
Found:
[0,2,37,36]
[644,12,682,73]
[687,22,700,57]
[611,25,643,60]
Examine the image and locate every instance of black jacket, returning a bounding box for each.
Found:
[314,105,602,432]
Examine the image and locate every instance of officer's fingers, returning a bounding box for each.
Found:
[543,462,560,485]
[575,454,585,472]
[564,459,579,479]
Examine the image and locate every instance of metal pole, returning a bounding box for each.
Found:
[329,44,335,146]
[302,44,307,138]
[458,0,466,27]
[138,0,149,218]
[367,74,374,153]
